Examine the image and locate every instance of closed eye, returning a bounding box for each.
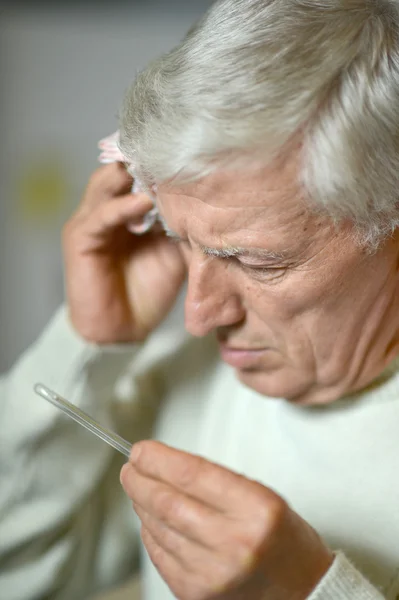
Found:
[238,261,288,279]
[164,231,289,277]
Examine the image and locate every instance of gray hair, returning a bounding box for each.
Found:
[119,0,399,247]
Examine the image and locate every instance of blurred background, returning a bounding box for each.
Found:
[0,0,213,371]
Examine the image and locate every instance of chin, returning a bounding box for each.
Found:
[236,368,341,406]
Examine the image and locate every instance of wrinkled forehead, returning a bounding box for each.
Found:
[157,152,309,228]
[155,159,332,262]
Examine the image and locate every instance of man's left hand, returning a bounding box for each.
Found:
[120,441,333,600]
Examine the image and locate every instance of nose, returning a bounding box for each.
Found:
[184,253,245,337]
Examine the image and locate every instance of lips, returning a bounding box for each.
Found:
[218,342,270,369]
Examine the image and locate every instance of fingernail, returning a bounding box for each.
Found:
[130,444,142,464]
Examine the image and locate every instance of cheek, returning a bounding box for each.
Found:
[240,267,348,333]
[241,276,319,322]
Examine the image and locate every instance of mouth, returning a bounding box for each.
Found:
[218,341,271,369]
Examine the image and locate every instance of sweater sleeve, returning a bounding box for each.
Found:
[0,306,148,600]
[308,552,385,600]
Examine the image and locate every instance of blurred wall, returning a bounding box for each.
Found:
[0,2,211,371]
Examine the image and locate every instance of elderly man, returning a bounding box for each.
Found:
[1,0,399,599]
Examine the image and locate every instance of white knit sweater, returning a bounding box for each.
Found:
[1,306,398,600]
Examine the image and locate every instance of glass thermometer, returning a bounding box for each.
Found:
[34,383,132,458]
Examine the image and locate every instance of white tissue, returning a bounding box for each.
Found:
[97,131,158,235]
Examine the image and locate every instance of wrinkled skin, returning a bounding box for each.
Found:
[121,441,333,600]
[64,153,399,600]
[157,153,399,406]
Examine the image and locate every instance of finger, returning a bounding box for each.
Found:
[135,504,209,569]
[121,464,220,548]
[136,504,239,594]
[128,441,267,513]
[83,163,134,209]
[75,193,155,240]
[141,527,210,600]
[127,207,159,235]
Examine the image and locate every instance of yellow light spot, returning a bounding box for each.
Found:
[16,156,69,223]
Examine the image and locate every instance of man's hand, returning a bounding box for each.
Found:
[120,441,334,600]
[63,163,186,344]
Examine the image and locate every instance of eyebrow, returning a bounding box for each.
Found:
[160,217,290,262]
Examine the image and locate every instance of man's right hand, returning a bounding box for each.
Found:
[63,163,186,344]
